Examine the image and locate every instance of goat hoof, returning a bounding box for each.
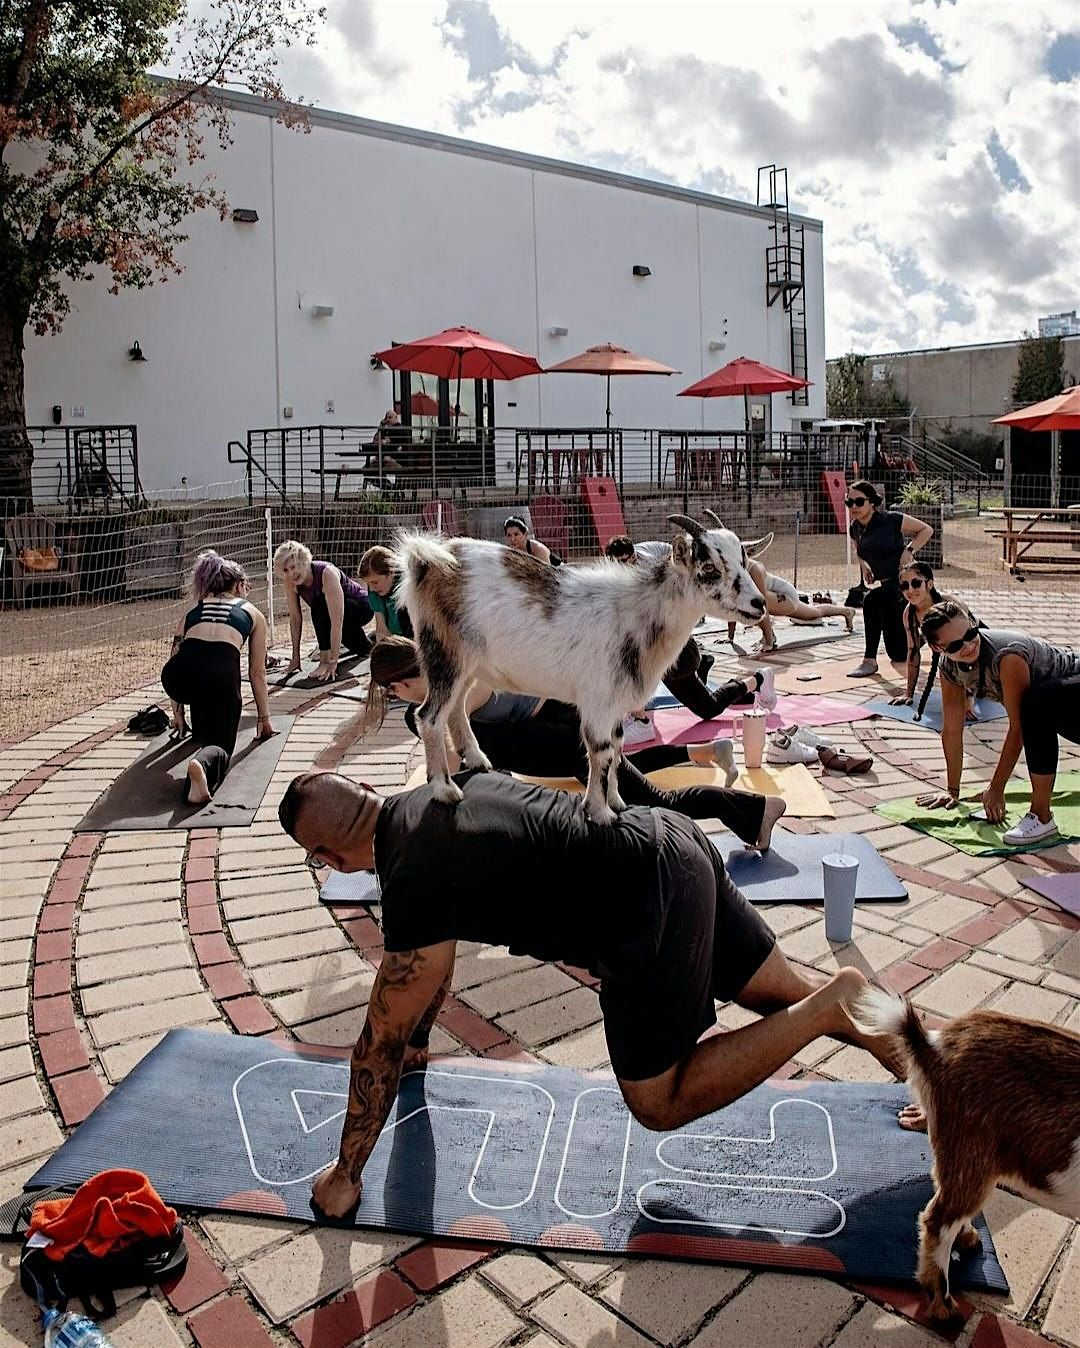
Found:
[461,751,493,773]
[954,1223,982,1253]
[586,803,618,826]
[926,1293,964,1331]
[432,779,464,805]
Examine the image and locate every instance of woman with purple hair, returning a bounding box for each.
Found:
[161,551,276,804]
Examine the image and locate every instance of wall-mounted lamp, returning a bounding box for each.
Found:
[310,304,335,319]
[549,325,569,337]
[631,265,651,277]
[231,208,259,224]
[369,354,386,371]
[708,339,727,352]
[128,341,148,363]
[51,404,63,425]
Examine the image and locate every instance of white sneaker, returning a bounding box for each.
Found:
[1001,812,1059,846]
[756,668,777,711]
[623,714,655,747]
[766,732,818,765]
[781,723,834,751]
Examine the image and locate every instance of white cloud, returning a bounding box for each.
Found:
[205,0,1080,354]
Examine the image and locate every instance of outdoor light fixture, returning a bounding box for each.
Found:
[632,265,651,277]
[311,304,335,318]
[370,354,386,370]
[231,208,259,224]
[708,339,727,352]
[128,341,147,363]
[549,325,569,337]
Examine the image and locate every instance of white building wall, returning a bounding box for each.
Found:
[24,98,825,490]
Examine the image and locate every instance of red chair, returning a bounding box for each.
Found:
[421,499,461,535]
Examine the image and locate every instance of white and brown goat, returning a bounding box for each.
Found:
[394,513,766,823]
[857,987,1080,1327]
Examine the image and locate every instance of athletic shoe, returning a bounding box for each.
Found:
[1001,812,1059,846]
[755,668,777,711]
[766,733,818,765]
[780,723,834,751]
[623,714,655,747]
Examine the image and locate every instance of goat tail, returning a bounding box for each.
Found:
[393,530,459,611]
[850,986,939,1082]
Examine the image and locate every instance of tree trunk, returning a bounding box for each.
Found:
[0,299,33,516]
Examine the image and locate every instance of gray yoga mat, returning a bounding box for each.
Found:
[270,653,367,691]
[319,832,905,909]
[728,622,851,657]
[865,688,1006,733]
[26,1028,1008,1292]
[74,715,295,832]
[709,831,908,904]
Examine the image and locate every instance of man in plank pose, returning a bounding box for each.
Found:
[279,769,898,1219]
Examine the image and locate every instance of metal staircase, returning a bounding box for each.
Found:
[757,164,808,406]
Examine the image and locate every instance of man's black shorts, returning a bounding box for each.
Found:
[599,813,776,1081]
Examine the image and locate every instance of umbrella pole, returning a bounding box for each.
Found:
[606,373,612,474]
[744,390,753,518]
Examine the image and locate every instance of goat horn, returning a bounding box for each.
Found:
[702,508,725,529]
[667,513,703,538]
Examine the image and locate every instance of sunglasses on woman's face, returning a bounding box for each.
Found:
[940,626,979,655]
[899,578,924,591]
[844,497,867,508]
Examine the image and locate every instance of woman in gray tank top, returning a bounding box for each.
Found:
[915,600,1080,845]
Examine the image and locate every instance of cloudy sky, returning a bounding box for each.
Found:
[254,0,1078,357]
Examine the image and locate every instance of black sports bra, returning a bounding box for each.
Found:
[183,597,254,641]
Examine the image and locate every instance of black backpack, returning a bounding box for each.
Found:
[127,706,169,735]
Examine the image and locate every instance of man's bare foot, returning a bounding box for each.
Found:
[825,968,909,1079]
[898,1103,928,1132]
[750,796,787,851]
[186,759,211,805]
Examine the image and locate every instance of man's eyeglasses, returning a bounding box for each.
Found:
[844,497,867,509]
[939,626,979,655]
[899,578,924,592]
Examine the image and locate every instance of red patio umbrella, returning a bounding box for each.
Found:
[375,326,543,427]
[409,391,440,417]
[678,355,812,436]
[544,342,680,430]
[993,386,1080,431]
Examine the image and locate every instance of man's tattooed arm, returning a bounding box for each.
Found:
[336,942,456,1186]
[407,958,455,1050]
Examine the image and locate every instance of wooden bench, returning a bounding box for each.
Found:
[986,508,1080,572]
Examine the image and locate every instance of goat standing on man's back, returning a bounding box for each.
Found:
[394,511,766,823]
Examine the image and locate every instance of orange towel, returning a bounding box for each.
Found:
[28,1169,177,1262]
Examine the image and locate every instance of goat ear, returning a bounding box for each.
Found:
[743,532,774,559]
[671,532,694,571]
[667,513,703,538]
[702,508,725,530]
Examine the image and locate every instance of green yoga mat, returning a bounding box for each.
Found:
[876,773,1080,856]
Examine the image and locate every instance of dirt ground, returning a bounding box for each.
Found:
[2,516,1076,743]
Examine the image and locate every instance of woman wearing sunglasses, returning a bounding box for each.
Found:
[916,600,1080,845]
[888,561,980,721]
[845,480,933,678]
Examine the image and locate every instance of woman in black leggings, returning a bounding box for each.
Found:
[845,479,933,678]
[161,551,276,804]
[361,637,787,850]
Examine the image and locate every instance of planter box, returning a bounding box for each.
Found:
[891,502,943,568]
[125,521,185,597]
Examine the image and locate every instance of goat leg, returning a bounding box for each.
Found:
[447,695,492,774]
[581,721,620,825]
[917,1187,984,1328]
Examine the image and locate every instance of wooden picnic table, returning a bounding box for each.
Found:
[985,507,1080,573]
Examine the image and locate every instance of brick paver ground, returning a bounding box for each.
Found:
[0,589,1077,1347]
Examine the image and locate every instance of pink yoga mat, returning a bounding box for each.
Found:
[1019,871,1080,917]
[628,695,874,750]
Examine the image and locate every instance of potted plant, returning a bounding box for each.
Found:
[893,479,943,568]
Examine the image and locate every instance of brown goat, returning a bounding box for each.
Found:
[856,988,1080,1327]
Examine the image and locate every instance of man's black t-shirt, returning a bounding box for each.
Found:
[373,771,670,974]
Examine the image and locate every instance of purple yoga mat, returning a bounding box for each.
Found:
[1019,871,1080,917]
[628,695,873,751]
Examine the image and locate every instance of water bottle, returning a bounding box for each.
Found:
[42,1307,116,1348]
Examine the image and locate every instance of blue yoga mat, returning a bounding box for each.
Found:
[27,1029,1006,1292]
[710,832,907,903]
[866,688,1006,733]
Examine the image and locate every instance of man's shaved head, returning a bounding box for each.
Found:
[279,771,382,872]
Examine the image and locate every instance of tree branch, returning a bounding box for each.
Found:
[3,0,52,114]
